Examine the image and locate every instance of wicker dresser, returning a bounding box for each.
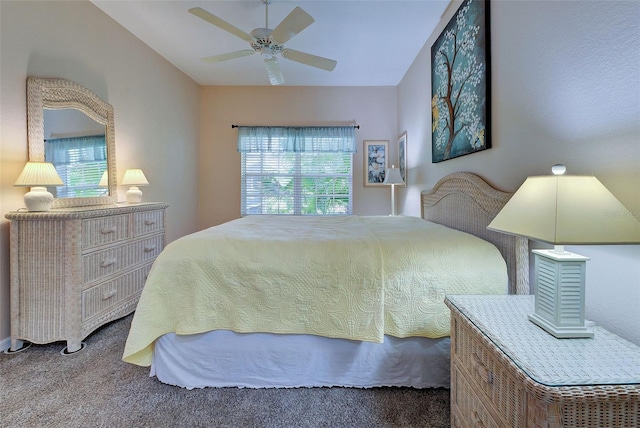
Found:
[445,295,640,428]
[6,202,168,353]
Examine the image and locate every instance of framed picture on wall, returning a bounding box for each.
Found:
[431,0,491,162]
[363,140,388,186]
[397,132,407,186]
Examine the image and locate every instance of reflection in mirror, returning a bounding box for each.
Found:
[27,77,117,208]
[44,109,108,198]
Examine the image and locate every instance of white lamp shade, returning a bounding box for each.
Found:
[383,166,404,185]
[121,169,149,186]
[98,170,109,187]
[14,162,63,187]
[488,175,640,244]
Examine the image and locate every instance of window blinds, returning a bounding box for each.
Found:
[45,135,107,198]
[238,126,355,216]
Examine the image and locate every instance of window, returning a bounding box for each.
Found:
[45,135,107,198]
[238,126,356,216]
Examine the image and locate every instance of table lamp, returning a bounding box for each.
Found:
[121,169,149,203]
[98,170,109,187]
[98,170,110,196]
[488,165,640,338]
[14,161,64,212]
[383,165,404,216]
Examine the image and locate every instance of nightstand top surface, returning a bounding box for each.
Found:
[446,294,640,387]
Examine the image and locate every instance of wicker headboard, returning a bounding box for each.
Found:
[421,172,529,295]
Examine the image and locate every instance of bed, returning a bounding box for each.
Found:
[122,172,529,389]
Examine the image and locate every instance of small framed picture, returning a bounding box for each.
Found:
[397,132,407,186]
[363,140,388,186]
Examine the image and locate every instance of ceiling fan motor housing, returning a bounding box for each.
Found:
[250,28,284,56]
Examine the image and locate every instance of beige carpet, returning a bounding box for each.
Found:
[0,315,450,428]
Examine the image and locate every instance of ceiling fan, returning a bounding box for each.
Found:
[188,1,337,85]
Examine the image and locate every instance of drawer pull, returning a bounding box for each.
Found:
[144,219,156,226]
[101,258,117,268]
[144,245,156,252]
[102,289,117,300]
[472,353,494,385]
[101,226,117,234]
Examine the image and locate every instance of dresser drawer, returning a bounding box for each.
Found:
[134,209,164,237]
[82,264,152,321]
[82,234,164,284]
[454,318,526,427]
[453,365,501,428]
[82,215,130,249]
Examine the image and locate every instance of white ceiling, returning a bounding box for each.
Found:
[91,0,450,87]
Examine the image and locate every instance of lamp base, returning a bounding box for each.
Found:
[530,249,592,339]
[24,186,54,212]
[126,186,143,203]
[389,183,397,216]
[528,313,593,338]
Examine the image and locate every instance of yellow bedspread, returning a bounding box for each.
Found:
[123,215,507,366]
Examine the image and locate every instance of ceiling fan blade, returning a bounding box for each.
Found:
[281,49,337,72]
[201,50,255,63]
[270,7,314,44]
[188,7,253,42]
[264,58,284,86]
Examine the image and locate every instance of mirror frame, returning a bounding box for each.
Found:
[27,77,117,208]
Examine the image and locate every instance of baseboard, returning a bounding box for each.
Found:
[0,336,10,352]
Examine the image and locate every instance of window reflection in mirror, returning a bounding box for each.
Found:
[43,109,107,198]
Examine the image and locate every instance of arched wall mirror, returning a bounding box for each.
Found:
[27,77,117,208]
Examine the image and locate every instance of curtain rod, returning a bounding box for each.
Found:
[231,124,360,129]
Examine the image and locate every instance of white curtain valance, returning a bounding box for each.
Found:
[237,126,357,153]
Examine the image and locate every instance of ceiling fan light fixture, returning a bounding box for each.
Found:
[260,47,274,60]
[264,57,284,85]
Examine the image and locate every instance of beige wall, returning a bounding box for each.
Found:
[0,1,200,346]
[198,86,398,229]
[398,0,640,344]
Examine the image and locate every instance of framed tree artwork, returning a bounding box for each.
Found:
[431,0,491,163]
[364,140,388,186]
[397,132,407,186]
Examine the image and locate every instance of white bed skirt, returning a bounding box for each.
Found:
[150,330,451,389]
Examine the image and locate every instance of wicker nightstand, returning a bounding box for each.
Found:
[445,295,640,428]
